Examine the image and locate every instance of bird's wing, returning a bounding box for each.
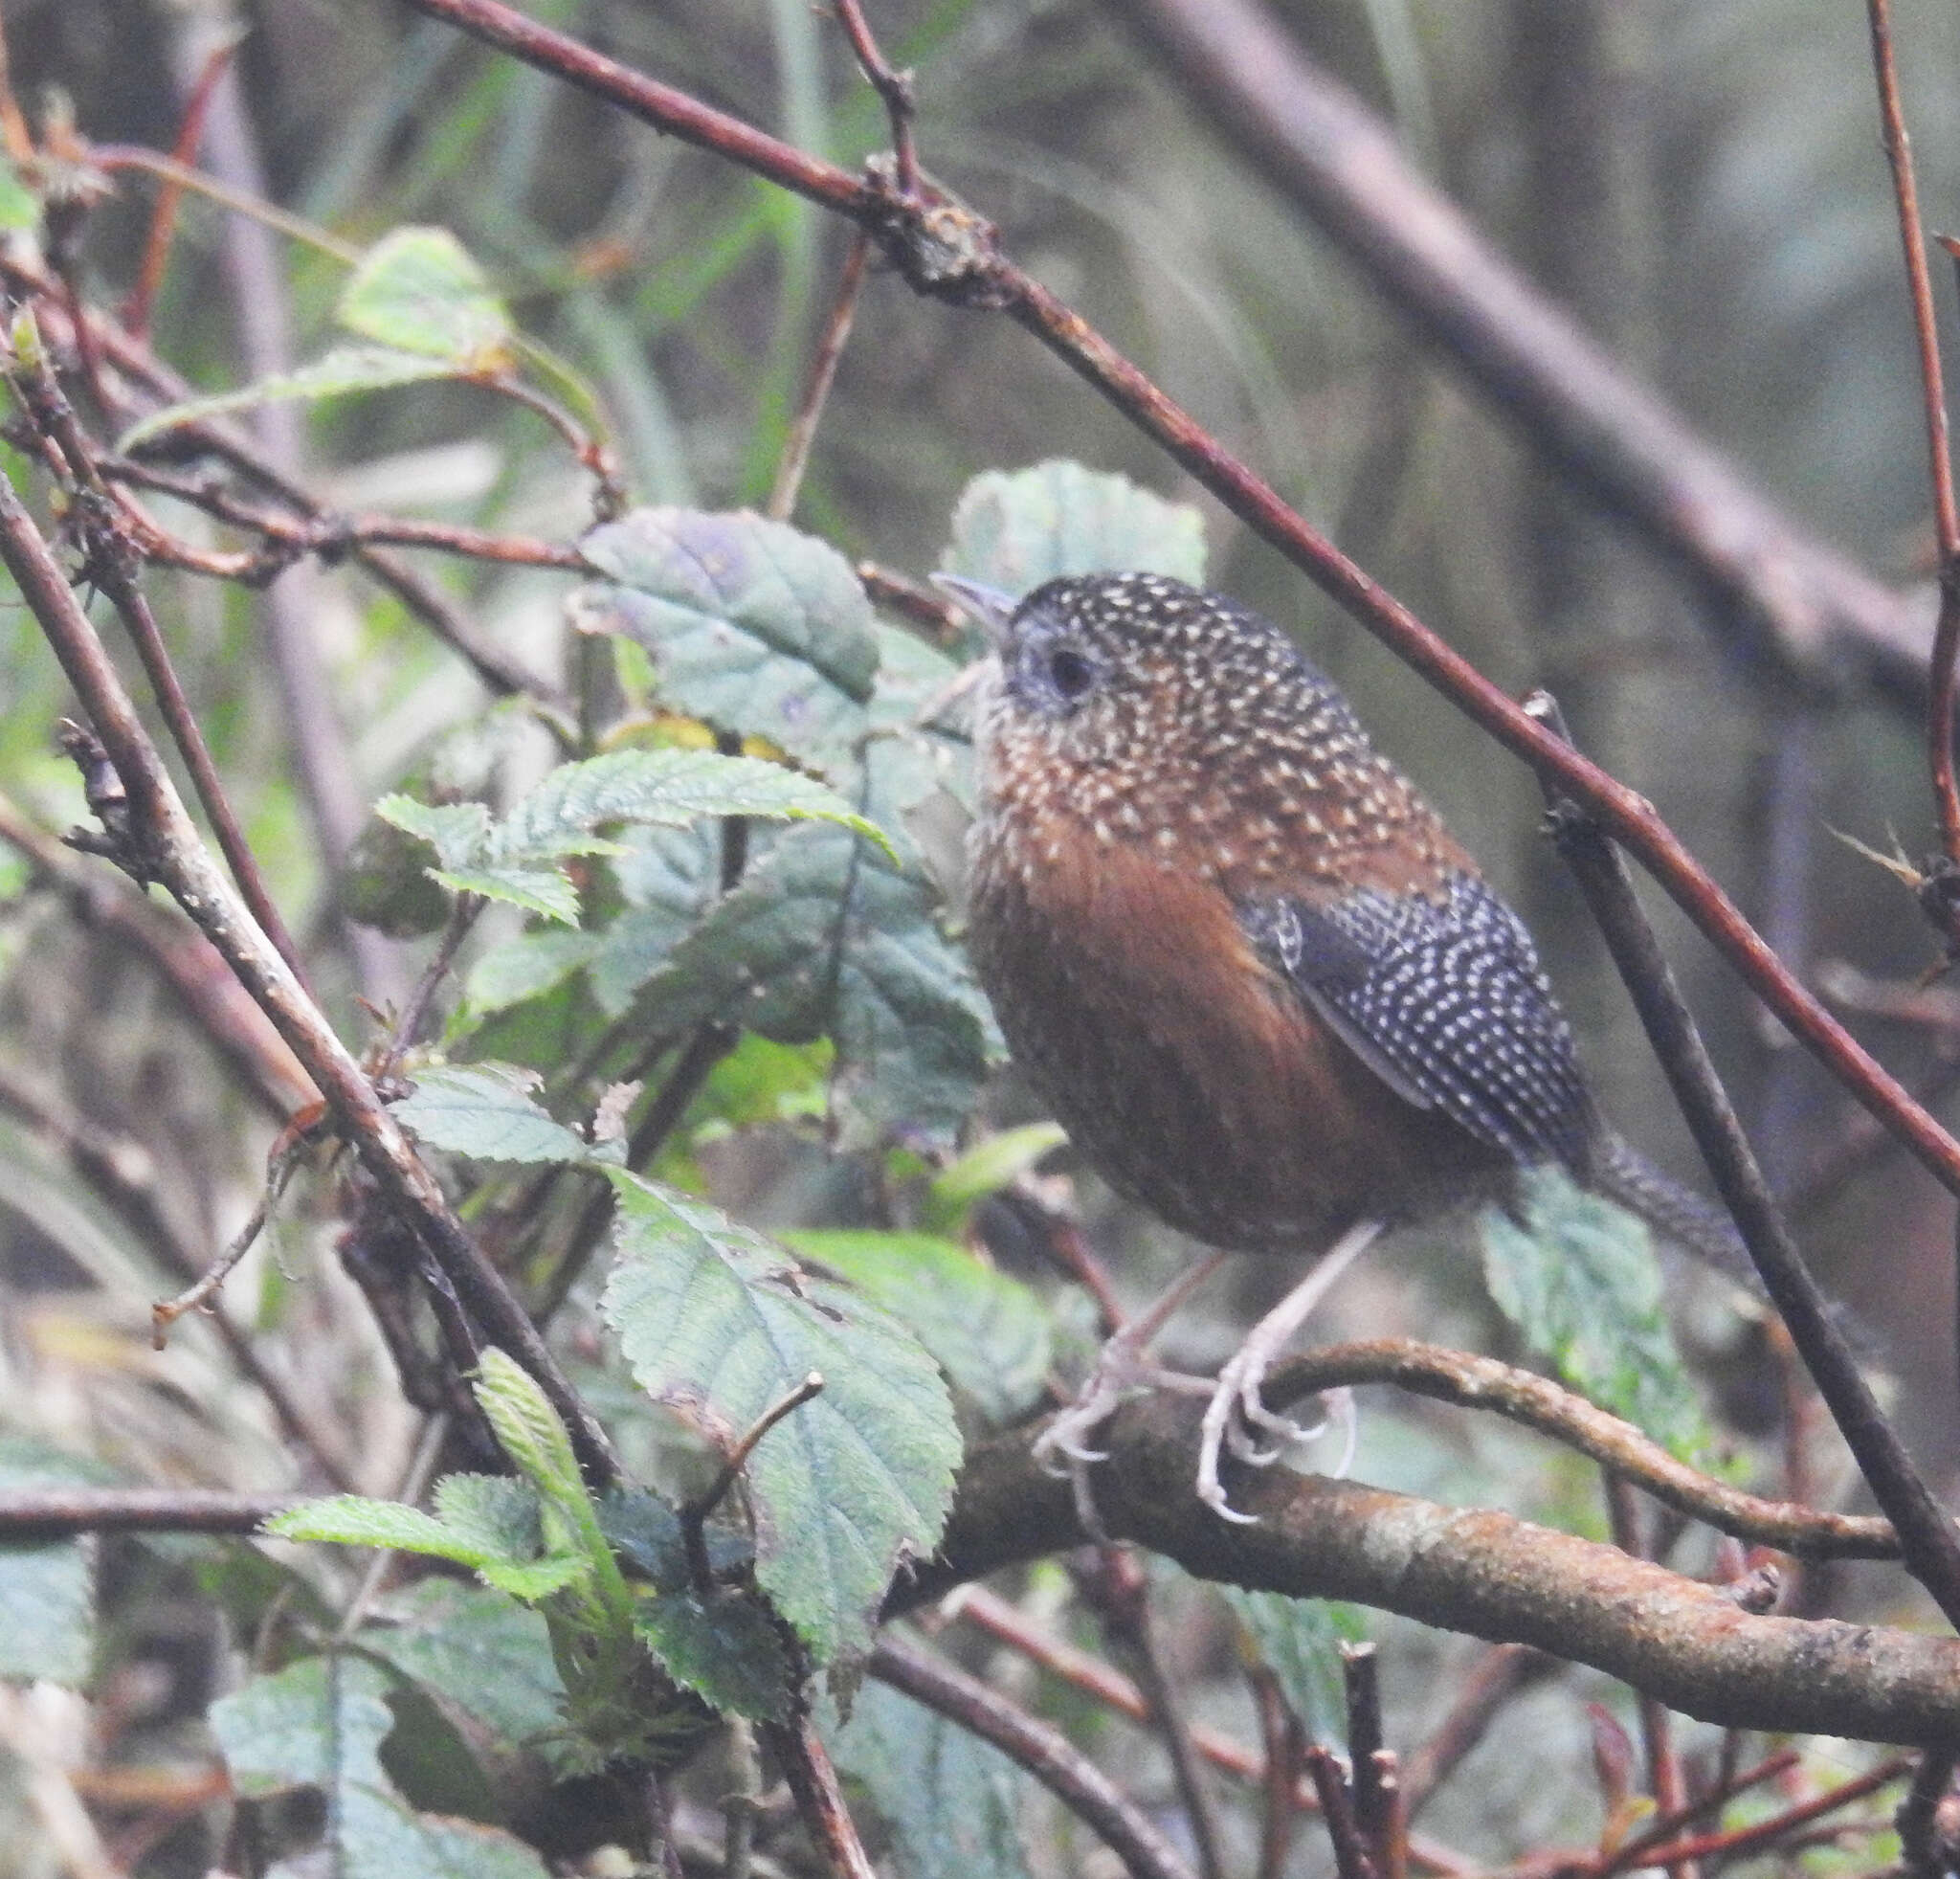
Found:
[1239,873,1593,1168]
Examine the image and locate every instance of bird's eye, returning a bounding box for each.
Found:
[1048,647,1096,700]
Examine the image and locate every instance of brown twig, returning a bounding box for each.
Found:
[1602,1747,1800,1873]
[1249,1666,1303,1879]
[1898,1747,1960,1879]
[767,231,871,523]
[387,0,1960,1214]
[1304,1748,1378,1879]
[1585,1753,1913,1877]
[1603,1477,1697,1879]
[1078,1548,1227,1879]
[124,35,240,341]
[1525,689,1960,1629]
[830,0,919,199]
[868,1632,1200,1879]
[0,470,616,1485]
[679,1373,824,1592]
[0,1488,296,1537]
[150,1131,304,1344]
[1258,1338,1896,1559]
[1865,0,1960,865]
[856,560,963,638]
[759,1719,876,1879]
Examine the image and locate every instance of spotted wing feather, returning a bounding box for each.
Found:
[1242,873,1594,1169]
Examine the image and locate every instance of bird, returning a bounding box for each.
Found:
[933,568,1749,1520]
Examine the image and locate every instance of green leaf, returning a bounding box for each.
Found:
[1481,1165,1711,1462]
[212,1654,551,1879]
[922,1124,1068,1234]
[353,1579,565,1770]
[625,818,997,1141]
[1224,1591,1367,1748]
[268,1493,525,1570]
[0,161,39,233]
[471,1350,591,1532]
[826,1678,1031,1879]
[464,928,600,1017]
[429,1474,547,1565]
[375,796,494,872]
[633,1587,794,1722]
[393,1063,595,1167]
[338,226,515,368]
[117,346,465,453]
[385,749,890,928]
[601,1174,960,1666]
[577,507,881,771]
[786,1231,1051,1426]
[939,459,1208,595]
[430,865,584,926]
[0,1443,101,1685]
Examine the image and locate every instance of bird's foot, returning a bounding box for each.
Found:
[1192,1221,1379,1522]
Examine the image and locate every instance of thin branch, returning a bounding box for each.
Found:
[679,1374,824,1592]
[1602,1748,1800,1873]
[0,472,616,1485]
[1899,1748,1960,1879]
[868,1632,1200,1879]
[768,231,871,522]
[150,1129,304,1342]
[830,1,919,199]
[759,1719,876,1879]
[0,1488,294,1536]
[1603,1477,1697,1879]
[1865,0,1960,862]
[1585,1754,1912,1878]
[1078,1548,1227,1879]
[1257,1338,1896,1559]
[387,0,1960,1212]
[1304,1749,1378,1879]
[1524,689,1960,1631]
[1250,1667,1303,1879]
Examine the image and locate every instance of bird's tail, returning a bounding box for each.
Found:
[1589,1132,1763,1300]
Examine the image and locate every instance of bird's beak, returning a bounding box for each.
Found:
[929,573,1019,647]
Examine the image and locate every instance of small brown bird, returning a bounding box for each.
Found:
[936,570,1743,1518]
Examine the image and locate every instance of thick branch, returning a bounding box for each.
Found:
[895,1395,1960,1749]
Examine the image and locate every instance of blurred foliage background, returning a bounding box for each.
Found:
[5,0,1960,1870]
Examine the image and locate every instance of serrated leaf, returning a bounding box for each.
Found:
[502,747,889,857]
[1224,1591,1367,1748]
[625,818,996,1141]
[376,795,495,871]
[268,1495,510,1568]
[633,1587,794,1721]
[430,1474,546,1564]
[434,864,585,925]
[212,1654,550,1879]
[601,1174,959,1666]
[826,1678,1031,1879]
[786,1231,1051,1426]
[117,345,465,452]
[338,226,514,368]
[939,459,1207,595]
[472,1350,589,1522]
[465,928,601,1017]
[1481,1165,1710,1461]
[0,1443,101,1685]
[354,1579,565,1766]
[394,1063,593,1166]
[478,1555,593,1601]
[577,507,880,771]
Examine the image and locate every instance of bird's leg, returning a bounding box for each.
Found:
[1197,1220,1380,1522]
[1032,1249,1233,1476]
